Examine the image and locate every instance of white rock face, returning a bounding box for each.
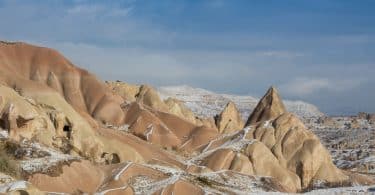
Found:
[158,85,324,120]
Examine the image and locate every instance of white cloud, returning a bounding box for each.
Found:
[280,77,365,96]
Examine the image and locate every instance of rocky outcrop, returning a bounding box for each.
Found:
[106,81,208,122]
[369,114,375,123]
[135,85,169,112]
[196,117,217,129]
[202,87,351,192]
[317,116,340,128]
[348,119,360,129]
[122,102,218,151]
[358,112,369,120]
[245,86,286,126]
[249,113,348,189]
[106,81,140,102]
[105,81,218,130]
[358,112,375,123]
[164,97,198,124]
[0,42,125,126]
[0,84,104,160]
[215,101,244,133]
[0,82,193,166]
[0,42,223,165]
[106,81,170,112]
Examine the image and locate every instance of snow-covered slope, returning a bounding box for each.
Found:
[158,85,324,120]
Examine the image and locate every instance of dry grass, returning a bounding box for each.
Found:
[0,141,21,178]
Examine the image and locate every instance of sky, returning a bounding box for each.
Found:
[0,0,374,115]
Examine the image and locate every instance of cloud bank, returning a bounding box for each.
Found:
[280,78,365,96]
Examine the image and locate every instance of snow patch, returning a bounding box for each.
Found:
[189,128,255,165]
[145,124,154,141]
[19,141,79,174]
[263,120,271,128]
[0,181,28,193]
[96,184,128,195]
[305,185,375,194]
[114,161,133,181]
[0,130,9,139]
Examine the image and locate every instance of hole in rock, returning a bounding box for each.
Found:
[101,152,121,164]
[101,152,108,158]
[0,118,8,130]
[63,125,72,139]
[16,116,30,128]
[111,153,120,164]
[17,190,29,195]
[0,113,10,130]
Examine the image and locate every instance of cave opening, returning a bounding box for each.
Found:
[0,118,7,130]
[101,152,121,164]
[63,125,72,139]
[0,113,9,130]
[111,153,120,164]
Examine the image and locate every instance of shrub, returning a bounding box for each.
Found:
[0,141,21,178]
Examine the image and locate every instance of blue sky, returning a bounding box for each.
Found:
[0,0,374,115]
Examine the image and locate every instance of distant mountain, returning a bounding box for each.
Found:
[158,85,324,120]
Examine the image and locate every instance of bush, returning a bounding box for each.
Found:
[0,141,21,178]
[0,153,20,178]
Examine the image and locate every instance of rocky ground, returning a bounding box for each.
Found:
[306,116,375,175]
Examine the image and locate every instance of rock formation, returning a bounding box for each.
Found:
[0,42,221,155]
[196,117,218,129]
[0,84,102,160]
[164,97,198,124]
[135,85,169,112]
[106,81,140,102]
[358,112,375,123]
[369,114,375,123]
[105,80,218,129]
[215,101,244,133]
[317,116,340,128]
[106,81,169,112]
[201,87,353,192]
[125,102,218,151]
[0,42,125,126]
[245,86,286,126]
